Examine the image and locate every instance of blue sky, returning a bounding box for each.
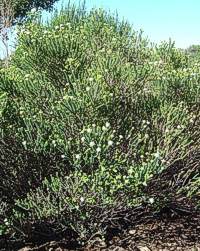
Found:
[1,0,200,58]
[53,0,200,48]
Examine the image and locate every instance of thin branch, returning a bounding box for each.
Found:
[0,0,14,65]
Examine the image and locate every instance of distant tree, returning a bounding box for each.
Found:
[0,0,59,64]
[186,44,200,59]
[0,0,14,65]
[0,0,60,24]
[0,58,4,67]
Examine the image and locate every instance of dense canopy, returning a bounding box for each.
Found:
[0,0,59,25]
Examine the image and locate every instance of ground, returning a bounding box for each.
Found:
[2,208,199,251]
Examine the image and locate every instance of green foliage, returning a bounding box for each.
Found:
[186,44,200,60]
[0,0,59,25]
[179,167,200,207]
[0,2,199,244]
[13,158,162,240]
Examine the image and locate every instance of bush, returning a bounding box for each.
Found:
[0,2,199,244]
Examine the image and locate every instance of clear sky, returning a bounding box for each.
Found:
[53,0,200,49]
[1,0,200,58]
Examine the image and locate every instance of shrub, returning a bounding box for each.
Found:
[0,2,199,244]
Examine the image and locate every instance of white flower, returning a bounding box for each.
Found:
[61,154,65,159]
[22,141,26,146]
[105,122,110,128]
[102,126,107,131]
[89,141,95,147]
[96,147,101,153]
[68,95,74,99]
[165,128,169,133]
[75,154,80,159]
[52,140,56,145]
[86,86,90,91]
[109,93,114,97]
[81,137,85,142]
[31,8,37,13]
[177,125,181,129]
[149,197,154,204]
[87,128,92,133]
[108,140,113,146]
[92,124,96,128]
[142,120,146,124]
[161,159,166,164]
[44,30,48,34]
[190,118,194,123]
[25,74,30,78]
[154,152,160,158]
[55,26,60,30]
[88,77,93,81]
[80,197,84,203]
[119,135,123,139]
[4,218,9,226]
